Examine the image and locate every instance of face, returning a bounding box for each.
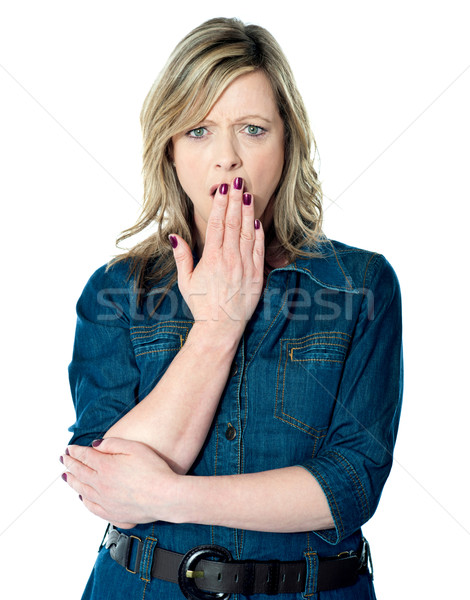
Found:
[171,70,285,249]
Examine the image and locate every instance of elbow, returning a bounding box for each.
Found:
[301,449,393,544]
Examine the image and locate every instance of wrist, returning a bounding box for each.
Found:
[169,474,227,527]
[146,469,185,524]
[188,321,242,354]
[166,472,193,524]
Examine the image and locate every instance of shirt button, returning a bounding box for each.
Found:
[225,423,237,441]
[230,362,238,377]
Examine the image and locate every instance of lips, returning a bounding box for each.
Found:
[209,184,220,196]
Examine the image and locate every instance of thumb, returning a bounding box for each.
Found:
[168,234,194,291]
[91,437,134,455]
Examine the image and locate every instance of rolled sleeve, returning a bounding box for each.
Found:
[67,263,141,447]
[300,254,403,544]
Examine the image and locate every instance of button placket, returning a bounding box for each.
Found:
[225,423,237,441]
[230,362,238,378]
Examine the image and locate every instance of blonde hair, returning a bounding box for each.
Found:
[112,17,324,296]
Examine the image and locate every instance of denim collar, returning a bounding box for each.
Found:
[270,239,358,293]
[191,238,358,294]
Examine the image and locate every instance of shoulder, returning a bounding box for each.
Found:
[76,259,138,326]
[327,239,397,287]
[85,258,135,291]
[327,239,401,312]
[295,238,400,294]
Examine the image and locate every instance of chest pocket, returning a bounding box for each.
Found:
[274,331,350,440]
[130,321,193,397]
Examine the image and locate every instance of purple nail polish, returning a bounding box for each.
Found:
[92,439,103,448]
[233,177,243,190]
[254,219,261,230]
[61,473,67,482]
[168,235,178,249]
[219,183,228,195]
[243,193,252,206]
[65,448,70,456]
[79,495,83,502]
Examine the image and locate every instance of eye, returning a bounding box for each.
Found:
[187,127,207,138]
[244,125,265,136]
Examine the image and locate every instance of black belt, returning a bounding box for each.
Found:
[104,526,372,599]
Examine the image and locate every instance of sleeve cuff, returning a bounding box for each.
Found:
[299,450,372,544]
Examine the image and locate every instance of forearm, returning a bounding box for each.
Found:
[171,466,334,533]
[105,322,239,474]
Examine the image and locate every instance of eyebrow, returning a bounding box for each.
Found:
[201,115,273,125]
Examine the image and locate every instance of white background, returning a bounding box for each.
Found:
[1,1,469,597]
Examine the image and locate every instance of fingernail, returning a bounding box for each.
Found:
[233,177,243,190]
[61,473,67,482]
[254,219,261,230]
[219,183,228,195]
[243,193,252,206]
[59,456,64,464]
[65,448,70,456]
[79,495,83,502]
[168,235,178,249]
[92,439,103,448]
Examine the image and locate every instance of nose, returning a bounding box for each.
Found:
[214,133,242,171]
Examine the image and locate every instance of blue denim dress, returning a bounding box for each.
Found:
[68,238,403,599]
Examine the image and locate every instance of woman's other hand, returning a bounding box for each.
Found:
[61,438,180,529]
[169,178,264,338]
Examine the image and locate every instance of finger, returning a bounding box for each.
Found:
[112,521,138,530]
[62,452,97,488]
[89,437,134,455]
[79,494,118,524]
[62,470,100,505]
[204,183,229,253]
[252,219,265,278]
[64,439,135,482]
[222,177,244,253]
[66,444,100,469]
[168,234,194,293]
[79,492,136,529]
[239,192,255,258]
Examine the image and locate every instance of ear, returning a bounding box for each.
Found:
[167,140,174,163]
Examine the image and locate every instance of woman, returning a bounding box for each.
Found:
[61,17,403,600]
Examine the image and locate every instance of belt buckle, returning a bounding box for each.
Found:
[360,538,373,579]
[178,544,232,600]
[125,535,142,575]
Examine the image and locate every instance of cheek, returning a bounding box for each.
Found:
[174,160,200,197]
[175,150,213,200]
[255,149,284,193]
[173,143,200,189]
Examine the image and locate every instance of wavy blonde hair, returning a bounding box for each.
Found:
[112,17,324,296]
